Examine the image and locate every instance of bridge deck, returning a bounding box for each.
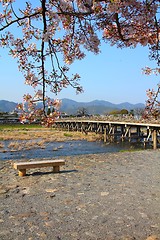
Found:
[56,119,160,128]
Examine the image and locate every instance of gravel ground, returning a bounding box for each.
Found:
[0,150,160,240]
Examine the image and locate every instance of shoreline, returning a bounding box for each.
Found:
[0,149,160,240]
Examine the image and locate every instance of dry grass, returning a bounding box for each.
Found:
[0,128,101,152]
[0,128,101,142]
[8,141,21,150]
[7,140,46,151]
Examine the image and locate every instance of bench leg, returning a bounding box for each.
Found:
[18,169,26,177]
[53,166,60,173]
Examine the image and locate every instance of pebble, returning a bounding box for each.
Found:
[0,150,160,239]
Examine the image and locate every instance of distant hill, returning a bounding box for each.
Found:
[0,99,145,115]
[0,100,18,112]
[59,98,145,115]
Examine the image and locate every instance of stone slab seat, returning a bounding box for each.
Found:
[13,159,65,177]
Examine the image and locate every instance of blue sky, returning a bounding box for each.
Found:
[0,1,159,105]
[0,42,159,104]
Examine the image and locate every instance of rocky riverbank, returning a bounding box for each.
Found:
[0,150,160,240]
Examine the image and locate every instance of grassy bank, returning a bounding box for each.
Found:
[0,123,43,131]
[0,125,100,141]
[0,124,102,153]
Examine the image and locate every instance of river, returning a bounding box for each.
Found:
[0,139,148,161]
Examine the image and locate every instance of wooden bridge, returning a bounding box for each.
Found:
[54,119,160,149]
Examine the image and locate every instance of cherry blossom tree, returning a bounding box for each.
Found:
[142,66,160,120]
[143,83,160,120]
[0,0,159,124]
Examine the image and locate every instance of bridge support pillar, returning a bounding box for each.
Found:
[104,128,107,143]
[152,129,157,150]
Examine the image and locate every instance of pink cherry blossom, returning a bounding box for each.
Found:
[0,0,159,123]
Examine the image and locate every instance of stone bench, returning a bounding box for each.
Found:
[13,159,65,176]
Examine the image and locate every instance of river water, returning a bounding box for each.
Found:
[0,140,147,161]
